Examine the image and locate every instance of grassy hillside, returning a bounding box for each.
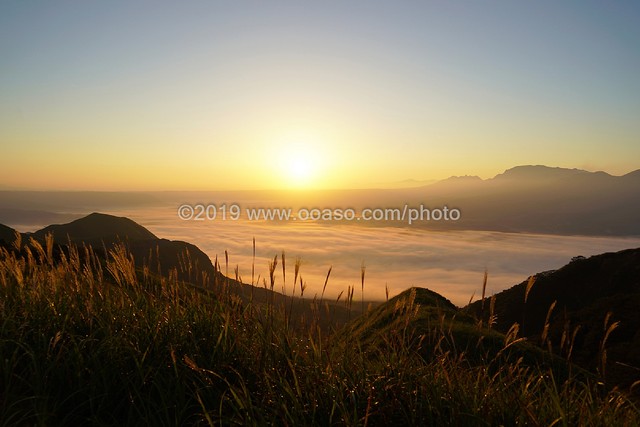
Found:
[1,237,638,425]
[3,213,364,328]
[342,287,572,374]
[467,248,640,391]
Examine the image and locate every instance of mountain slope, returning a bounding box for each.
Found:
[0,223,18,244]
[341,287,573,377]
[467,247,640,389]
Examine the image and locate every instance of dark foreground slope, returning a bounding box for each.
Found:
[341,287,574,380]
[1,222,638,424]
[468,248,640,389]
[0,223,16,245]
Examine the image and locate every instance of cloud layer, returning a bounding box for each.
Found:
[114,207,640,306]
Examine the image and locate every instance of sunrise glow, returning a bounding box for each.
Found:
[0,2,638,190]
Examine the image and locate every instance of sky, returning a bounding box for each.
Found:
[1,1,639,190]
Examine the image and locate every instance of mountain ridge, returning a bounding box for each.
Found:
[491,165,611,181]
[405,164,640,235]
[467,247,640,390]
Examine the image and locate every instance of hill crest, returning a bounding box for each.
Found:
[33,212,157,243]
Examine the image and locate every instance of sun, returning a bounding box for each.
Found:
[289,156,312,180]
[268,129,332,189]
[280,142,318,188]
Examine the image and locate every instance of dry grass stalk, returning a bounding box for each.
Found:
[361,261,366,313]
[481,269,488,311]
[541,300,557,350]
[524,275,536,304]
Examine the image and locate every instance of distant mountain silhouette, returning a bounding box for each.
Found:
[406,165,640,235]
[623,169,640,179]
[0,208,81,228]
[493,165,602,181]
[1,165,638,235]
[467,247,640,390]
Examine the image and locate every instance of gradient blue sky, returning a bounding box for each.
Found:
[1,1,639,190]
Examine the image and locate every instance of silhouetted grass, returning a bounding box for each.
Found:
[0,236,638,425]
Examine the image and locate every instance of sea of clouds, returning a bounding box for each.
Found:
[109,206,640,306]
